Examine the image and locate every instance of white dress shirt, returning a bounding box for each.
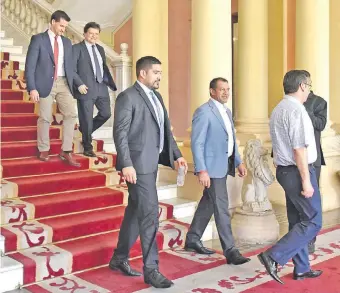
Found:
[47,29,65,77]
[210,98,234,157]
[85,41,104,79]
[137,81,165,153]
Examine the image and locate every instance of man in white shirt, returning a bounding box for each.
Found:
[184,77,250,265]
[25,10,80,166]
[258,70,322,284]
[73,22,116,157]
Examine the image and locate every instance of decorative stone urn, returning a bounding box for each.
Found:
[231,139,279,245]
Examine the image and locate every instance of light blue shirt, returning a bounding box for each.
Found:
[270,95,317,166]
[85,41,103,78]
[137,80,164,153]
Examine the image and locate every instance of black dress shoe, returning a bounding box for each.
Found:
[258,252,284,284]
[83,150,97,157]
[109,258,142,277]
[184,241,215,255]
[144,269,174,288]
[293,270,323,280]
[226,249,250,265]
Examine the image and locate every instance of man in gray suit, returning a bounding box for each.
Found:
[184,78,250,265]
[73,22,117,157]
[109,56,188,289]
[25,10,79,166]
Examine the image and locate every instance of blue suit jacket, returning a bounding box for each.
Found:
[25,31,74,98]
[191,100,242,178]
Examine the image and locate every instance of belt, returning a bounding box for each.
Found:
[277,163,315,168]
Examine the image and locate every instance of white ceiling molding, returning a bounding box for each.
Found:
[51,0,132,31]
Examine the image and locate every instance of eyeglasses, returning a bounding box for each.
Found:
[304,83,312,89]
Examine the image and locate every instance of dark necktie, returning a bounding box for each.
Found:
[150,91,164,151]
[53,36,59,80]
[92,45,103,83]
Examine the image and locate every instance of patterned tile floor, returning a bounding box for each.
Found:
[204,205,340,254]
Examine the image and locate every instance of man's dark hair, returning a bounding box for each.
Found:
[283,70,310,95]
[50,10,71,23]
[84,22,101,33]
[136,56,161,77]
[209,77,228,90]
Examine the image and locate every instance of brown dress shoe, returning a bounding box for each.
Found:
[59,151,81,167]
[38,151,49,161]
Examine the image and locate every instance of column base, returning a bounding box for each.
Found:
[331,122,340,135]
[322,124,340,157]
[320,127,340,212]
[231,208,279,246]
[235,118,270,145]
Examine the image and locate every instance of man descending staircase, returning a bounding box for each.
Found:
[0,31,212,293]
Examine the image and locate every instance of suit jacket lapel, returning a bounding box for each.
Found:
[81,41,95,73]
[209,100,227,133]
[134,82,159,125]
[226,108,237,147]
[43,31,54,63]
[61,36,68,67]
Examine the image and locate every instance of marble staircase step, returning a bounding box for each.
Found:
[161,197,197,219]
[0,38,14,46]
[0,256,23,293]
[8,53,26,64]
[0,45,23,55]
[180,216,216,242]
[157,181,178,200]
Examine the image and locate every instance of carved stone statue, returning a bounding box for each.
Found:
[231,139,279,245]
[241,139,275,212]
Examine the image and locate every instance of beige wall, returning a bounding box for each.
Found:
[168,0,192,138]
[113,18,133,57]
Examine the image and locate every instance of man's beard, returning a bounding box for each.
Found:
[152,81,160,89]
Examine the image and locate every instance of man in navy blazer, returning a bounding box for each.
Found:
[184,77,250,265]
[25,10,79,166]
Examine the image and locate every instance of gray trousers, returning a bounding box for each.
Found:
[186,177,235,256]
[113,171,159,273]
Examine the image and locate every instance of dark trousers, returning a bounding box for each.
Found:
[310,165,321,245]
[77,95,111,151]
[185,177,235,256]
[113,171,159,272]
[268,165,322,274]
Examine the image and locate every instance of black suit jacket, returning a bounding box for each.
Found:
[72,41,116,99]
[113,82,182,174]
[304,91,327,166]
[25,31,74,97]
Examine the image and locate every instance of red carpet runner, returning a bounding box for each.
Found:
[26,226,340,293]
[0,51,187,291]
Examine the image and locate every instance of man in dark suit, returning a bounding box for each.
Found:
[25,10,79,166]
[73,22,117,157]
[304,90,327,254]
[109,56,188,289]
[184,78,250,265]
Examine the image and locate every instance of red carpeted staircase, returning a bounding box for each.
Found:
[0,50,190,292]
